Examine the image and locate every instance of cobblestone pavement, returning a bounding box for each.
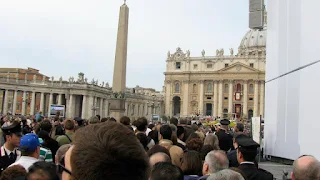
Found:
[259,161,293,180]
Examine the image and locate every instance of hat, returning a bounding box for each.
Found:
[2,121,22,136]
[235,134,259,152]
[220,119,230,126]
[19,133,41,152]
[88,116,99,124]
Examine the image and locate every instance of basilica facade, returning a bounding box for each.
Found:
[164,27,266,120]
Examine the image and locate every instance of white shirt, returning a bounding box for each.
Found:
[146,128,152,136]
[3,145,20,161]
[9,156,39,171]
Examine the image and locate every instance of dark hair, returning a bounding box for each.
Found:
[170,117,178,126]
[37,130,50,141]
[150,162,183,180]
[39,120,52,133]
[186,138,203,152]
[136,133,149,151]
[100,118,108,123]
[0,165,26,180]
[64,119,75,130]
[135,117,148,132]
[177,126,185,138]
[96,115,101,121]
[160,125,172,140]
[71,122,150,180]
[148,124,155,130]
[180,151,203,176]
[109,117,117,122]
[27,161,59,180]
[120,116,131,125]
[186,132,200,142]
[236,123,244,132]
[147,145,171,158]
[200,145,214,161]
[55,125,65,136]
[238,148,257,162]
[148,130,159,144]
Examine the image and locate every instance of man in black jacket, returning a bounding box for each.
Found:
[215,119,233,152]
[235,134,273,180]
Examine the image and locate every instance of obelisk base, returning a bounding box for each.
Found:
[109,98,126,122]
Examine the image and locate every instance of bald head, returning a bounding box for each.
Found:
[292,155,320,180]
[150,152,171,167]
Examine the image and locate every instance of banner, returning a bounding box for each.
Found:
[251,116,261,144]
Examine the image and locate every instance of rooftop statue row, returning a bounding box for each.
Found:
[167,47,235,60]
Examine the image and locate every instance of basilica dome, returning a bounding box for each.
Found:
[239,28,266,49]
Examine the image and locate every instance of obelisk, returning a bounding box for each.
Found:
[110,1,129,121]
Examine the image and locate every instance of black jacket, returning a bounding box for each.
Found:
[238,163,273,180]
[0,146,20,174]
[215,129,233,152]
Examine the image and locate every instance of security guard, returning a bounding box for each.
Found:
[0,121,22,173]
[235,134,273,180]
[215,119,233,152]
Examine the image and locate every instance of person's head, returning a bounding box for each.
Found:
[37,130,50,141]
[220,119,230,130]
[149,152,171,167]
[176,126,185,140]
[160,125,172,140]
[186,138,203,152]
[203,150,229,175]
[191,124,199,131]
[27,161,59,180]
[2,121,22,148]
[88,116,99,125]
[100,117,108,123]
[0,165,26,180]
[234,123,244,133]
[180,150,203,176]
[136,133,149,151]
[55,144,72,165]
[200,145,214,161]
[95,115,101,121]
[64,119,75,131]
[147,145,171,158]
[234,134,259,163]
[148,124,155,130]
[204,133,220,150]
[39,120,52,133]
[148,130,159,144]
[292,155,320,180]
[207,169,245,180]
[64,122,149,180]
[19,133,41,159]
[186,132,200,142]
[135,117,148,132]
[120,116,131,126]
[170,117,178,126]
[109,117,117,122]
[169,124,177,133]
[150,162,183,180]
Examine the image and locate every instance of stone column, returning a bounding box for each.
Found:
[67,94,74,118]
[199,80,204,115]
[40,92,45,113]
[12,90,18,115]
[218,80,223,118]
[58,94,62,105]
[104,99,109,117]
[81,95,87,119]
[182,80,189,117]
[213,81,218,117]
[87,96,94,117]
[30,91,36,115]
[243,81,248,117]
[22,91,27,115]
[100,98,103,116]
[260,81,265,117]
[48,93,53,116]
[2,89,9,115]
[165,81,171,116]
[228,80,233,114]
[253,80,259,117]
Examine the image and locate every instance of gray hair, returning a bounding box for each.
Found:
[207,169,245,180]
[292,155,320,180]
[204,150,229,173]
[149,152,171,167]
[204,133,220,150]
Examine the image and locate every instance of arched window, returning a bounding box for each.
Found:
[193,84,197,93]
[249,84,254,93]
[175,83,180,93]
[236,83,242,92]
[207,83,213,92]
[224,84,229,93]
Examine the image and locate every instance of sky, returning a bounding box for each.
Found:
[0,0,249,91]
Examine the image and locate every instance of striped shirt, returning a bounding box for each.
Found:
[39,146,53,162]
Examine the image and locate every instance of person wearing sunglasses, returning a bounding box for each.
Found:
[0,121,23,173]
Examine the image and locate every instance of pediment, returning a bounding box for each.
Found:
[217,62,261,73]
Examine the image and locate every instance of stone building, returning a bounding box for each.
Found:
[164,26,266,120]
[0,70,164,120]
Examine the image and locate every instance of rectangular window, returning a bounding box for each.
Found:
[249,97,253,101]
[224,84,229,93]
[206,97,212,100]
[250,63,254,68]
[207,64,212,68]
[176,62,181,69]
[193,64,198,69]
[224,97,228,100]
[225,63,229,68]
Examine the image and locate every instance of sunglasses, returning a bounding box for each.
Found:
[57,155,72,175]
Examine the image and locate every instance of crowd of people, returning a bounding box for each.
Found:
[0,113,319,180]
